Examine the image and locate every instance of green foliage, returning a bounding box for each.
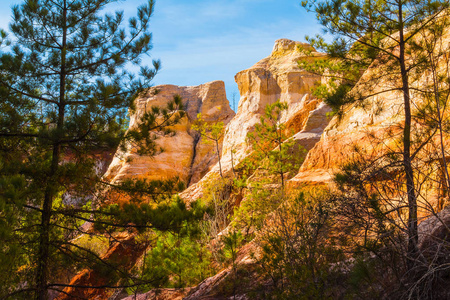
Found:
[300,0,450,115]
[199,175,233,240]
[73,234,110,257]
[93,195,208,234]
[0,172,35,296]
[233,100,304,235]
[131,228,215,293]
[192,113,225,144]
[245,100,304,188]
[254,190,343,300]
[232,182,281,236]
[124,94,186,156]
[220,230,244,266]
[115,177,186,202]
[218,230,244,299]
[298,54,360,115]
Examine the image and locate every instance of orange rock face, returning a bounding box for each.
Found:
[290,70,407,186]
[181,39,331,201]
[103,81,235,187]
[221,39,328,171]
[290,33,450,213]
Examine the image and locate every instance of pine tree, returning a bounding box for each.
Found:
[246,101,302,189]
[0,0,189,298]
[301,0,450,269]
[233,101,304,235]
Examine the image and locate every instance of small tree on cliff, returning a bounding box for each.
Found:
[0,0,194,298]
[301,0,450,268]
[192,113,225,178]
[233,101,304,234]
[246,101,302,189]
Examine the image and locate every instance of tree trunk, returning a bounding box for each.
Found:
[398,3,419,268]
[36,1,67,298]
[36,145,61,300]
[216,140,223,179]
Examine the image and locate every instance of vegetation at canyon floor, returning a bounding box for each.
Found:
[0,0,449,299]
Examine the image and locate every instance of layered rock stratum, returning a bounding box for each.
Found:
[289,62,407,185]
[290,40,450,207]
[103,80,235,186]
[224,39,328,166]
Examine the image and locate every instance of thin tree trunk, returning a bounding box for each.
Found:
[278,140,284,189]
[36,1,67,298]
[230,146,236,178]
[216,140,223,179]
[36,144,60,300]
[398,3,419,268]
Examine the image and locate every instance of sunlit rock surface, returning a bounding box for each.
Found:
[103,80,235,186]
[290,39,450,194]
[181,39,330,201]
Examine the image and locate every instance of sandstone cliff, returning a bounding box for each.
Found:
[103,80,235,186]
[289,64,406,185]
[290,44,450,210]
[181,39,331,201]
[222,39,329,172]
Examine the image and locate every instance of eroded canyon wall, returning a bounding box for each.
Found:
[222,39,329,171]
[103,80,235,186]
[181,38,331,200]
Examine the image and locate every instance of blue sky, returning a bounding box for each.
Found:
[0,0,322,107]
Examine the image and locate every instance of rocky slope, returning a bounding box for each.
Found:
[103,80,235,186]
